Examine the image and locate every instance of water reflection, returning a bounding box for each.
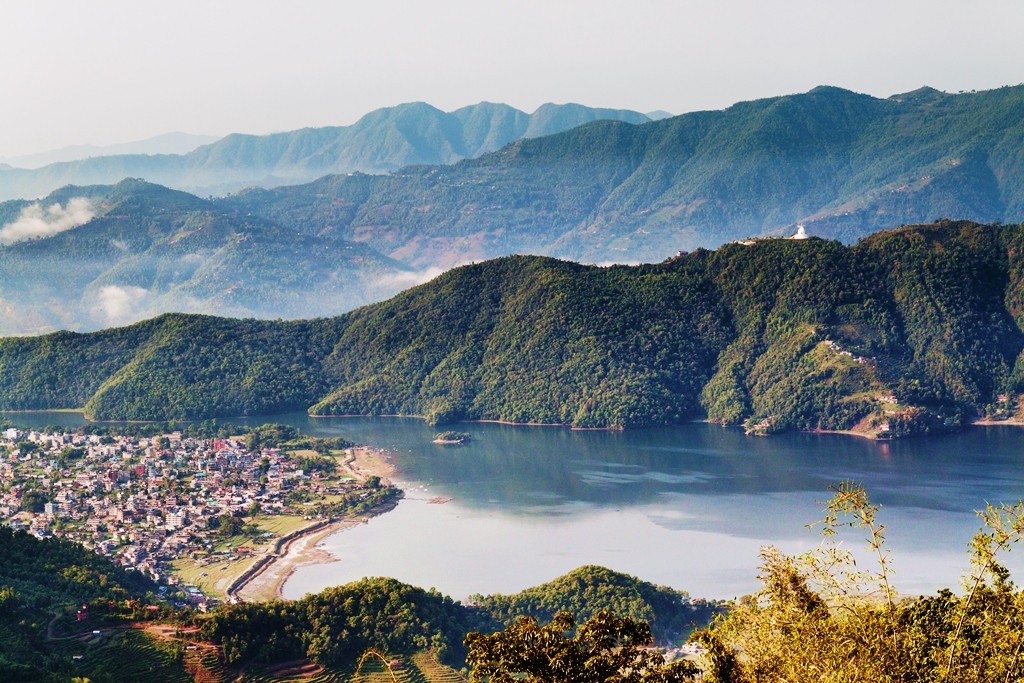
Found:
[281,417,1024,599]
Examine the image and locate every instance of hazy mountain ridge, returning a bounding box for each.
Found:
[0,102,651,200]
[0,131,220,169]
[221,85,1024,266]
[5,85,1024,334]
[2,221,1022,437]
[0,180,410,333]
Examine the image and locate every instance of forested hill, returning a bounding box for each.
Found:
[3,220,1024,436]
[223,85,1024,266]
[0,528,159,680]
[469,566,716,644]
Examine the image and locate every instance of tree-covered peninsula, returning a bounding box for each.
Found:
[3,220,1024,436]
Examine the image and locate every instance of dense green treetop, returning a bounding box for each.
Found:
[0,527,154,612]
[465,611,700,683]
[203,576,487,668]
[469,565,716,645]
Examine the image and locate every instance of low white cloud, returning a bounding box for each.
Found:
[0,197,95,245]
[372,266,449,292]
[92,285,149,325]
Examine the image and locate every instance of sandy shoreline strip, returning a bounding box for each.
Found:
[972,416,1024,427]
[232,446,397,602]
[340,445,396,481]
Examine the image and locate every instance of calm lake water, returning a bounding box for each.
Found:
[9,411,1024,600]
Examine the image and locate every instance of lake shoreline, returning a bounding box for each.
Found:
[228,446,398,603]
[9,409,1024,441]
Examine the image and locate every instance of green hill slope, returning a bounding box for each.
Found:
[202,566,717,669]
[470,565,717,644]
[0,537,709,680]
[0,528,161,681]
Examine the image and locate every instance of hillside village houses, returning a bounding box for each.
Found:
[0,427,351,603]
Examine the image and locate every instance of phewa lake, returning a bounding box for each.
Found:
[11,411,1024,600]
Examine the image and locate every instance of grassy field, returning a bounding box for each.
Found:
[171,552,260,598]
[254,514,316,536]
[287,448,320,458]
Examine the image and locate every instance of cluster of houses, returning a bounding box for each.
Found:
[824,339,874,366]
[0,427,351,596]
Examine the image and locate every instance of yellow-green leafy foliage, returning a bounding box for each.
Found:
[696,483,1024,683]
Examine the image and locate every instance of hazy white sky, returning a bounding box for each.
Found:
[1,0,1022,158]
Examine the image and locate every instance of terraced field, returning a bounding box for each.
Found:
[50,628,192,682]
[43,622,468,683]
[409,652,467,683]
[185,647,231,683]
[351,653,466,683]
[241,650,467,683]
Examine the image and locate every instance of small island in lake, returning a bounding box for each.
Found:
[433,430,470,445]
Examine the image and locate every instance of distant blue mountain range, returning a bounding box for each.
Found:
[0,102,651,201]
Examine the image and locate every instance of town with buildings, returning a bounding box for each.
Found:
[0,426,391,607]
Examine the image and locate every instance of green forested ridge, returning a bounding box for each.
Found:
[0,529,713,680]
[3,221,1024,433]
[0,527,154,613]
[311,253,730,428]
[202,577,486,668]
[201,567,710,670]
[0,312,347,420]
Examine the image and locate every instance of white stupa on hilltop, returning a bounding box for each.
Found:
[790,224,809,240]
